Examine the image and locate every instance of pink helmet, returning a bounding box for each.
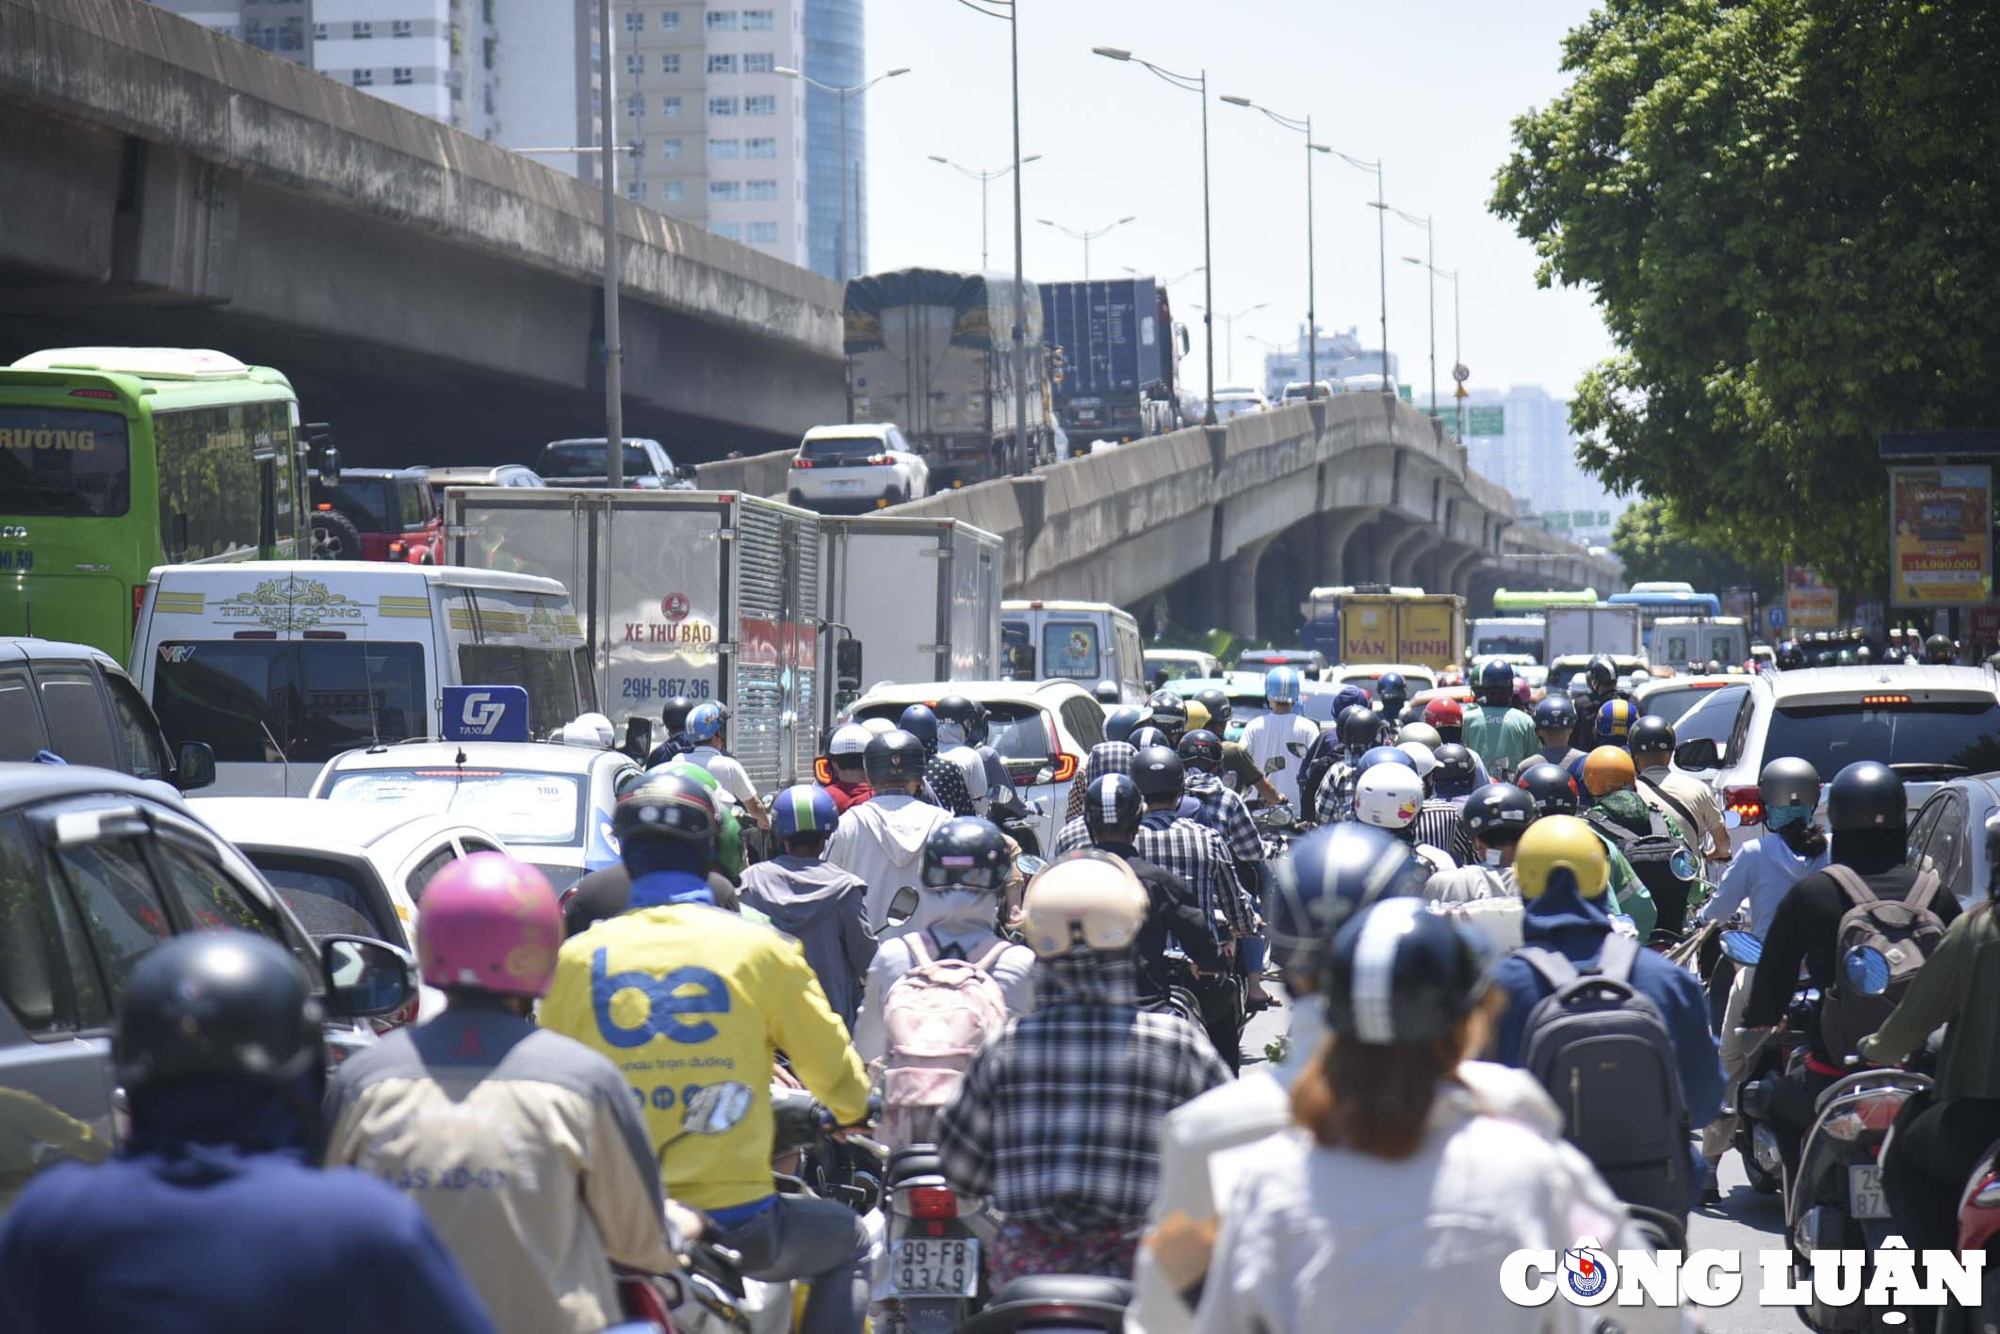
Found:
[417,853,563,997]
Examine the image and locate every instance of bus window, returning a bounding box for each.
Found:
[458,644,584,736]
[152,640,426,764]
[154,404,290,561]
[0,408,130,516]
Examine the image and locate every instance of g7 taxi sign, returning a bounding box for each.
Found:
[443,685,531,742]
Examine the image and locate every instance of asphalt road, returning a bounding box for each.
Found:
[1687,1152,1793,1332]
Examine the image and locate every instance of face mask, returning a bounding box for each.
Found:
[1483,846,1506,867]
[1767,804,1815,830]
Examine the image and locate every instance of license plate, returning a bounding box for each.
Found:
[892,1238,979,1297]
[1849,1164,1890,1219]
[829,479,862,493]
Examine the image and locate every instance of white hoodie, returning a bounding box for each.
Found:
[824,791,954,931]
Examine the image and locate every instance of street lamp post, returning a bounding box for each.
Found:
[1095,45,1217,425]
[1406,256,1462,437]
[1220,96,1328,396]
[776,65,909,282]
[928,154,1041,270]
[1191,302,1267,383]
[1037,215,1135,283]
[1384,208,1435,414]
[1123,263,1206,287]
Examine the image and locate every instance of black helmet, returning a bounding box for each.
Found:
[1082,772,1144,840]
[1127,725,1168,752]
[1627,714,1676,760]
[1267,823,1428,981]
[1193,687,1232,727]
[1516,761,1580,817]
[1925,633,1956,665]
[1587,655,1618,693]
[1178,729,1224,773]
[1376,671,1409,707]
[1145,690,1189,740]
[1477,659,1516,706]
[1130,744,1186,801]
[1323,898,1486,1044]
[1461,782,1538,842]
[114,931,325,1097]
[661,695,696,733]
[1777,639,1806,670]
[613,773,720,855]
[899,704,940,752]
[1758,756,1821,808]
[934,694,981,738]
[920,817,1011,893]
[1826,761,1906,833]
[864,728,929,787]
[1104,705,1144,744]
[1338,704,1384,750]
[1093,679,1122,705]
[1431,742,1478,798]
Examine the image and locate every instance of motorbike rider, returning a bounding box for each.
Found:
[563,757,748,937]
[1239,667,1320,811]
[1424,695,1467,745]
[1490,816,1724,1217]
[1430,742,1487,806]
[819,722,875,813]
[1579,745,1697,936]
[1180,728,1276,1008]
[1531,695,1586,770]
[540,774,875,1334]
[1353,759,1455,875]
[825,729,956,932]
[1401,741,1474,866]
[1693,757,1828,1201]
[1426,782,1538,903]
[936,854,1232,1289]
[1925,632,1957,665]
[931,694,993,815]
[1627,715,1731,874]
[0,932,495,1334]
[646,693,698,767]
[1570,656,1621,750]
[1080,773,1227,1008]
[1516,760,1655,937]
[1193,687,1285,806]
[322,855,676,1334]
[1374,670,1411,719]
[1094,679,1123,706]
[899,703,975,817]
[1312,702,1390,825]
[684,702,770,829]
[738,785,876,1030]
[1462,661,1538,779]
[1743,760,1961,1183]
[1063,729,1142,824]
[1196,894,1684,1334]
[851,816,1036,1066]
[1776,638,1807,671]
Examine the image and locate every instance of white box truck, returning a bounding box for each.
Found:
[1543,602,1645,659]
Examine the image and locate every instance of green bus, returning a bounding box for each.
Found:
[0,348,305,664]
[1490,587,1601,615]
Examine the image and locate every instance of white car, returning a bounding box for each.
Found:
[308,740,645,894]
[1210,386,1268,420]
[787,423,930,514]
[1328,663,1439,703]
[1671,664,2000,855]
[1281,380,1336,403]
[1145,647,1223,686]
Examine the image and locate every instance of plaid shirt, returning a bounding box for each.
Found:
[1064,742,1136,821]
[1314,756,1364,825]
[1053,812,1255,937]
[1413,798,1473,867]
[1182,770,1265,864]
[936,952,1232,1232]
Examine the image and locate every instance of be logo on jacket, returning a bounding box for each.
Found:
[590,951,731,1047]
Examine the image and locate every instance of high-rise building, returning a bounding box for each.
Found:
[1259,325,1398,401]
[803,0,864,281]
[152,0,314,62]
[1457,384,1627,547]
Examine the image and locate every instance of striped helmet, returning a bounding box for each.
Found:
[1323,898,1487,1045]
[771,784,839,841]
[1267,822,1428,979]
[1083,773,1143,839]
[1265,666,1304,704]
[1595,697,1638,742]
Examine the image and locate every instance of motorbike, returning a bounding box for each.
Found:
[960,1275,1133,1333]
[987,782,1045,858]
[877,1144,992,1334]
[1719,928,1816,1196]
[1941,1137,2000,1334]
[618,1083,761,1333]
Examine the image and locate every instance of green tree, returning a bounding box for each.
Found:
[1610,498,1780,598]
[1492,0,2000,590]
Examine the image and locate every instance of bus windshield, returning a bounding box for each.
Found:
[151,639,428,765]
[0,407,131,516]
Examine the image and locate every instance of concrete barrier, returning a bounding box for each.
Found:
[693,447,797,497]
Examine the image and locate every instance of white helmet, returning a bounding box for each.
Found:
[1021,850,1149,959]
[1354,764,1424,831]
[859,716,897,737]
[1397,740,1437,778]
[560,712,615,748]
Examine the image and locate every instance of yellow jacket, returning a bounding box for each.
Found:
[540,903,871,1212]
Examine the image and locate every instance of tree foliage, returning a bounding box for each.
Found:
[1611,498,1780,597]
[1492,0,2000,590]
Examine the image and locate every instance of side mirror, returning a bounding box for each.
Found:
[915,442,931,457]
[1264,755,1287,774]
[1720,929,1763,966]
[1673,738,1720,771]
[1286,741,1307,757]
[680,1081,754,1136]
[1017,854,1047,880]
[1843,945,1890,996]
[622,716,654,761]
[1032,764,1055,785]
[677,465,698,482]
[1004,645,1037,680]
[174,741,216,791]
[885,886,920,928]
[319,935,417,1018]
[836,638,864,693]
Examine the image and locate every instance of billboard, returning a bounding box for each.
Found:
[1786,565,1838,629]
[1891,465,1992,606]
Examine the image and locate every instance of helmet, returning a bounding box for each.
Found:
[613,773,719,853]
[1356,744,1416,774]
[1021,851,1149,959]
[1926,633,1956,664]
[860,716,897,736]
[1338,705,1385,750]
[920,817,1011,893]
[1184,700,1211,734]
[1777,639,1806,670]
[1093,679,1122,705]
[772,783,840,840]
[1516,761,1580,816]
[1323,898,1487,1045]
[1354,763,1424,830]
[1533,695,1577,730]
[1587,655,1618,693]
[1477,659,1516,705]
[1267,822,1429,977]
[1082,773,1144,840]
[826,722,871,763]
[661,695,696,732]
[1130,745,1186,801]
[1146,690,1189,739]
[1194,687,1232,727]
[934,694,981,744]
[1375,671,1409,707]
[1826,761,1906,832]
[899,704,940,751]
[1704,659,1724,675]
[1582,746,1637,797]
[1514,679,1535,706]
[1627,715,1676,760]
[1127,725,1168,752]
[686,702,725,744]
[864,729,929,787]
[1461,782,1538,841]
[1855,645,1873,664]
[561,712,615,748]
[417,853,562,997]
[1104,705,1145,744]
[1514,814,1612,902]
[114,931,325,1097]
[1265,666,1303,705]
[1595,698,1637,742]
[1424,697,1463,729]
[1397,741,1438,778]
[1835,649,1855,666]
[1432,743,1478,797]
[1759,756,1822,809]
[1396,721,1443,751]
[1178,729,1224,773]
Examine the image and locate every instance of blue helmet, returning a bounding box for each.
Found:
[771,784,839,840]
[1268,823,1430,980]
[1356,744,1417,774]
[1477,659,1516,704]
[1532,694,1577,730]
[899,703,940,751]
[1104,705,1145,744]
[1596,697,1638,742]
[686,701,725,743]
[1324,898,1487,1043]
[1265,666,1303,705]
[1375,671,1408,705]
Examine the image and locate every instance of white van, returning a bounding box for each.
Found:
[1000,599,1146,704]
[132,561,593,796]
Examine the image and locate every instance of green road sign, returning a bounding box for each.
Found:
[1465,405,1505,436]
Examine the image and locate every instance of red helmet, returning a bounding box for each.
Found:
[1424,697,1464,728]
[1513,679,1534,705]
[417,853,563,998]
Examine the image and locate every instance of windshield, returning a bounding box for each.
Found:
[800,435,889,460]
[325,769,586,846]
[1639,684,1738,726]
[252,855,397,942]
[152,641,428,764]
[853,700,1053,767]
[0,407,130,517]
[457,644,585,737]
[537,443,654,478]
[1764,700,2000,779]
[1146,657,1210,682]
[1474,634,1543,659]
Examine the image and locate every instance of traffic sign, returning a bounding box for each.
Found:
[442,685,531,742]
[1453,383,1468,399]
[1768,607,1787,630]
[1452,363,1470,383]
[1464,405,1505,436]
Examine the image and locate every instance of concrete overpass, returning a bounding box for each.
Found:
[0,0,844,461]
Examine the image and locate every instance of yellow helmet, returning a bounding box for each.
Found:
[1184,700,1211,733]
[1021,850,1150,959]
[1582,745,1636,798]
[1514,814,1611,902]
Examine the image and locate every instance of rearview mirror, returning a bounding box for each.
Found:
[320,935,417,1018]
[1264,755,1287,774]
[1286,741,1306,757]
[885,886,920,928]
[622,716,653,761]
[1673,738,1720,771]
[1017,855,1047,880]
[836,639,864,693]
[680,1081,754,1136]
[175,741,216,792]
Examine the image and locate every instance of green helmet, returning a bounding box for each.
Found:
[661,760,744,878]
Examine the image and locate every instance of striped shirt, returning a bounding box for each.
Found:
[1411,799,1472,868]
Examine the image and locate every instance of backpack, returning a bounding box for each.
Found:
[1818,865,1946,1064]
[879,933,1013,1149]
[1587,805,1699,938]
[1518,935,1689,1217]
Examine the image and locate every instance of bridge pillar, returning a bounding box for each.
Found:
[1314,508,1381,586]
[1223,536,1275,640]
[1380,523,1432,587]
[1441,548,1487,601]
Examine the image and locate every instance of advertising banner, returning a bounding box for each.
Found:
[1785,566,1838,629]
[1891,465,1992,606]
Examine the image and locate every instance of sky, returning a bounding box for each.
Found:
[860,0,1617,405]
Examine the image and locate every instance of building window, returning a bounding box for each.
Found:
[625,10,644,31]
[660,9,679,29]
[313,22,327,39]
[661,53,680,75]
[747,221,779,244]
[626,94,644,116]
[352,20,372,38]
[715,223,742,241]
[625,53,643,76]
[627,180,646,201]
[392,66,414,84]
[745,137,777,159]
[744,94,775,116]
[706,53,736,75]
[353,68,374,86]
[661,138,683,159]
[391,18,412,36]
[743,52,774,74]
[660,96,682,117]
[708,96,738,117]
[746,179,777,200]
[707,138,741,159]
[661,180,685,202]
[743,9,775,29]
[709,181,741,201]
[706,9,738,30]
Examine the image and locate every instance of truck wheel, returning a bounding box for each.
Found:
[310,509,363,560]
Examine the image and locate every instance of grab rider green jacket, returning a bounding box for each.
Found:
[1860,901,2000,1102]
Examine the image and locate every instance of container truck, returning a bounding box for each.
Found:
[843,268,1053,487]
[1649,616,1749,671]
[1543,602,1645,659]
[1299,585,1465,671]
[1039,277,1186,448]
[446,488,821,791]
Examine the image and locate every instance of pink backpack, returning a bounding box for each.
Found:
[879,933,1013,1149]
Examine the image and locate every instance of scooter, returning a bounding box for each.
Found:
[1719,928,1815,1195]
[877,1144,992,1334]
[1941,1137,2000,1334]
[960,1276,1133,1333]
[619,1083,762,1333]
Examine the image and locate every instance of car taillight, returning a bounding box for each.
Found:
[906,1186,958,1219]
[793,458,814,469]
[867,455,894,466]
[1724,786,1764,826]
[1049,752,1078,783]
[133,584,147,627]
[388,541,405,557]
